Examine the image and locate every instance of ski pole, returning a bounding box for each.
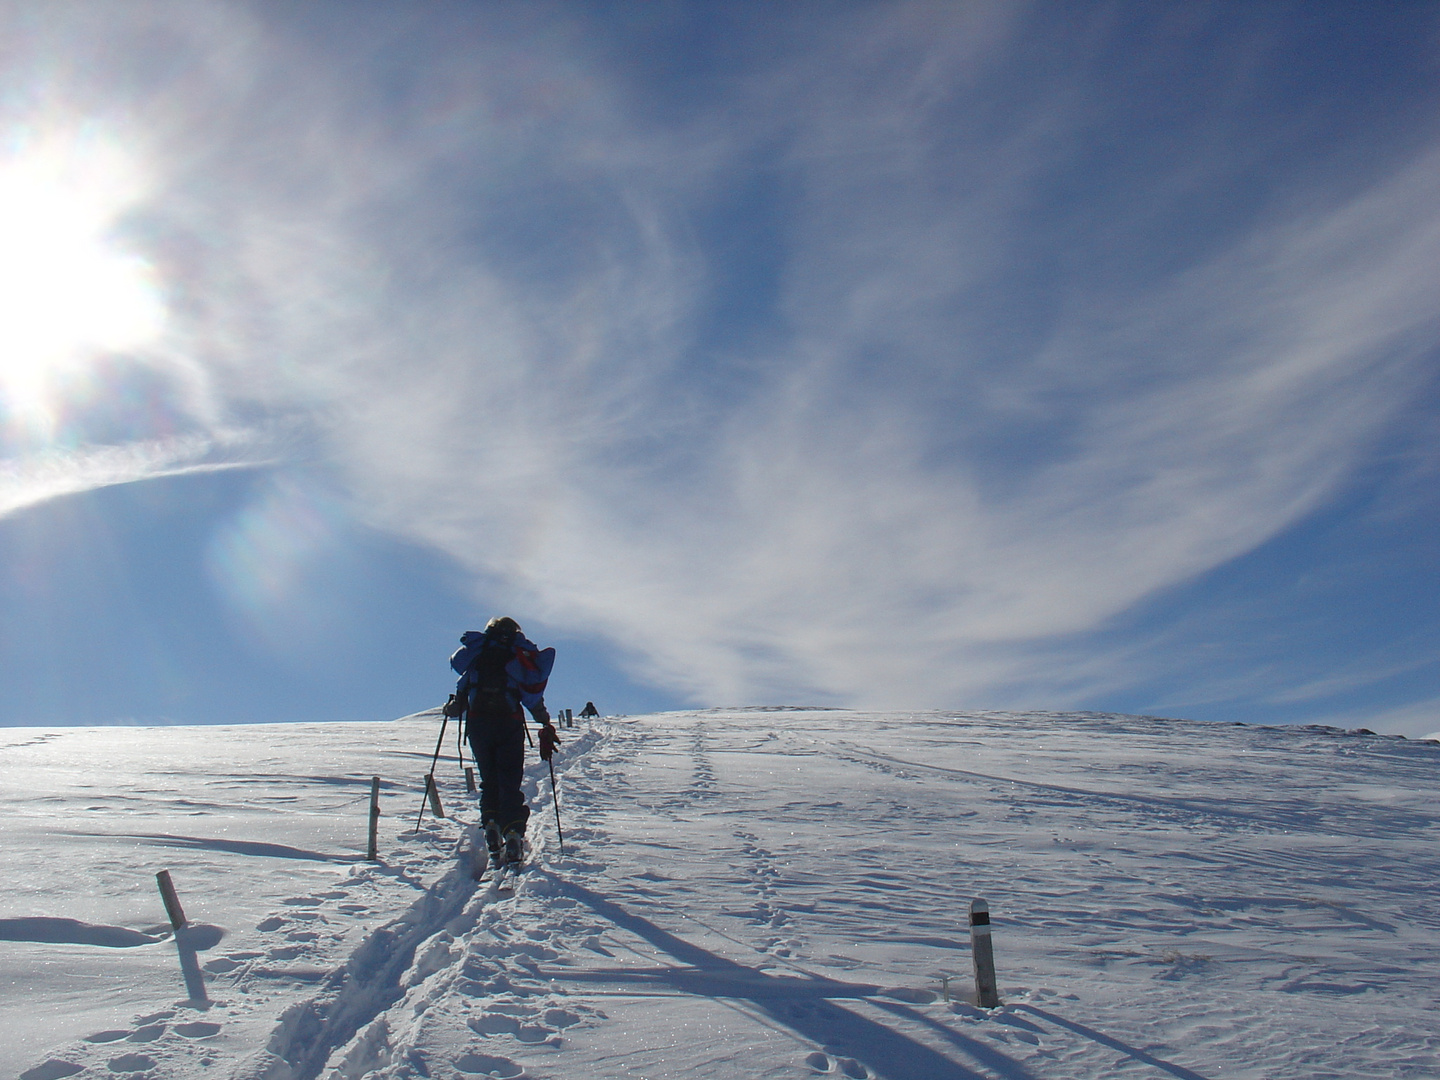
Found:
[415,710,450,832]
[547,756,565,856]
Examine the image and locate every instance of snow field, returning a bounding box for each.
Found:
[0,717,483,1076]
[4,709,1440,1079]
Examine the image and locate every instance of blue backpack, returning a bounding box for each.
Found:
[451,629,555,720]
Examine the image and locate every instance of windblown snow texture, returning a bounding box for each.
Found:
[2,710,1438,1079]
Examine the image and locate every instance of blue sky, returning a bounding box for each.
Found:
[2,2,1439,734]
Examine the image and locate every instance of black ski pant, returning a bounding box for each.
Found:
[467,713,530,835]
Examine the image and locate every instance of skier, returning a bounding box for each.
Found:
[579,701,599,718]
[445,617,559,867]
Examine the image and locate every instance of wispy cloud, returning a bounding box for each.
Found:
[0,431,269,521]
[13,2,1439,709]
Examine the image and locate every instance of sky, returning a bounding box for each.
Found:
[1,1,1440,734]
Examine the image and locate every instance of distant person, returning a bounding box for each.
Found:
[579,701,599,718]
[445,617,558,867]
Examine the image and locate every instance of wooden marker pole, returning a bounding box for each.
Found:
[969,898,1000,1008]
[425,773,446,819]
[414,715,451,831]
[156,870,188,931]
[366,777,381,861]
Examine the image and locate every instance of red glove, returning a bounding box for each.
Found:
[538,724,560,761]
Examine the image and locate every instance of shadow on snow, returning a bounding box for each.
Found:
[549,875,1038,1080]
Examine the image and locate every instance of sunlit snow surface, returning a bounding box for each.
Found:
[2,710,1438,1079]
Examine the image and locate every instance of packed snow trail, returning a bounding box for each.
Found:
[5,709,1440,1079]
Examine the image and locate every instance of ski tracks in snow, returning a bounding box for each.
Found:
[229,728,609,1079]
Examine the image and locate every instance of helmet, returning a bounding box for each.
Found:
[485,616,520,637]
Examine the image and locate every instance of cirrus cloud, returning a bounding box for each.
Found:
[7,1,1440,711]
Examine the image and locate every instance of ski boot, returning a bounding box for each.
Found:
[483,820,504,866]
[503,826,525,867]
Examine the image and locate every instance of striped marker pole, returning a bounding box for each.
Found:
[366,777,381,861]
[969,898,1000,1008]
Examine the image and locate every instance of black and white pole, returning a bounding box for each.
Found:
[969,898,1000,1008]
[367,777,381,861]
[156,870,188,931]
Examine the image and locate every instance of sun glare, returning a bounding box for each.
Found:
[0,131,166,437]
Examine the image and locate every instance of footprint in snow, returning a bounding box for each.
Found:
[78,1010,217,1055]
[469,1004,583,1043]
[542,1008,581,1029]
[174,1021,222,1038]
[468,1013,551,1043]
[453,1051,524,1077]
[105,1053,156,1074]
[19,1061,84,1080]
[204,950,263,973]
[808,1055,867,1078]
[84,1011,175,1045]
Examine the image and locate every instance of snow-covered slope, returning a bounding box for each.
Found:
[3,709,1438,1079]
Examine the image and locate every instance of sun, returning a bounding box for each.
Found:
[0,130,166,437]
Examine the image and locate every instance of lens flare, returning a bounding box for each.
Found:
[206,477,356,658]
[0,128,166,438]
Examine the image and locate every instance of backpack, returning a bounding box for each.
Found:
[465,632,519,720]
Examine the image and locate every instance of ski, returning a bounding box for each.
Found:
[468,825,527,890]
[492,859,523,893]
[474,849,525,891]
